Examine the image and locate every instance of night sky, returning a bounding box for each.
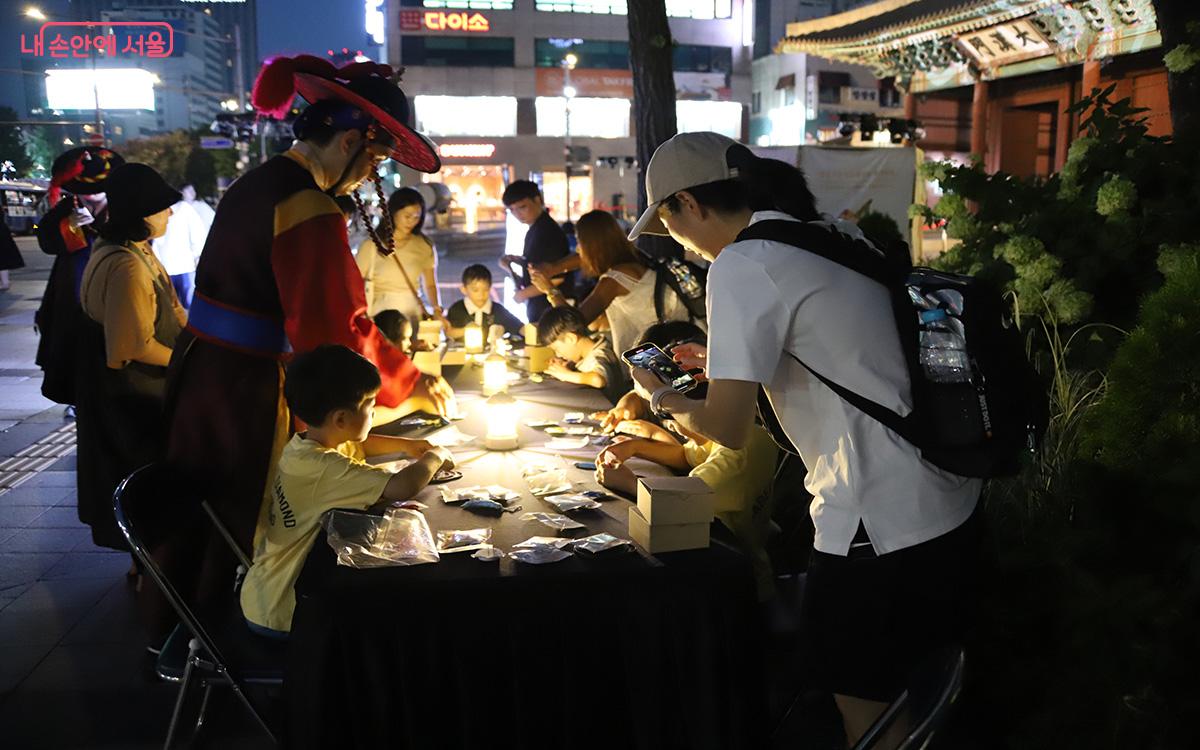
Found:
[257,0,376,61]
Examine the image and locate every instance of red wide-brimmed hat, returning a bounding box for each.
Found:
[49,146,125,203]
[251,54,440,173]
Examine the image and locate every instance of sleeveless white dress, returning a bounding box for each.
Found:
[601,266,700,358]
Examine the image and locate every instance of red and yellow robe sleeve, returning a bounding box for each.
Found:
[270,189,421,407]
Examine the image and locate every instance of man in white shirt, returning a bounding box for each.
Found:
[627,132,982,744]
[151,197,207,308]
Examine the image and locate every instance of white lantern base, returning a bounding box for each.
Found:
[485,434,519,451]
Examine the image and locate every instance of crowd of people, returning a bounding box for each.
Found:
[28,52,982,746]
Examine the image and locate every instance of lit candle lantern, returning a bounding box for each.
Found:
[417,319,441,349]
[482,351,508,396]
[463,322,485,353]
[523,322,538,346]
[484,393,519,451]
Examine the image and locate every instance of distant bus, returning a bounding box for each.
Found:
[1,180,49,235]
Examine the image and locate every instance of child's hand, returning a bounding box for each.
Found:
[671,342,709,382]
[546,358,572,380]
[614,420,656,439]
[595,459,637,495]
[599,437,640,465]
[597,391,650,433]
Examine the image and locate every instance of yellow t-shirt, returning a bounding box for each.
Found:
[683,425,779,599]
[240,434,392,632]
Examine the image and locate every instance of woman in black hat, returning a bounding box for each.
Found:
[76,163,187,551]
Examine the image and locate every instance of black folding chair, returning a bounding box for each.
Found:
[114,463,285,749]
[853,646,967,750]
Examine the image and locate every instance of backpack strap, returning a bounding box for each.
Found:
[735,219,926,451]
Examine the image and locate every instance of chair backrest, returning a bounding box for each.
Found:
[113,463,240,675]
[853,646,966,750]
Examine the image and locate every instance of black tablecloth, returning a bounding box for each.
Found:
[283,363,767,749]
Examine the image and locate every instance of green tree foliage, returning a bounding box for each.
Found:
[183,147,217,198]
[915,86,1197,332]
[120,130,195,188]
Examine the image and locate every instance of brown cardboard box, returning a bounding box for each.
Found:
[441,348,467,367]
[628,506,710,553]
[527,345,553,373]
[412,350,441,376]
[636,475,714,525]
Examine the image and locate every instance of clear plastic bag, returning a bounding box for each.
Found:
[521,462,572,497]
[520,511,586,531]
[572,533,632,556]
[441,485,521,505]
[542,493,602,513]
[323,508,440,569]
[472,545,505,562]
[436,528,493,553]
[510,545,573,565]
[513,536,574,550]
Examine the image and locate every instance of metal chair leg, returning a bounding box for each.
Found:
[194,681,214,733]
[163,640,200,750]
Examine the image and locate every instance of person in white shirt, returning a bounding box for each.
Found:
[150,194,207,308]
[626,132,982,745]
[181,184,215,262]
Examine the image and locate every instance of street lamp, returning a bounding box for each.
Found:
[561,52,578,223]
[24,7,47,21]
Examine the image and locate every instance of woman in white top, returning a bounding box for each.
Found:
[529,209,693,358]
[625,132,983,746]
[356,187,441,322]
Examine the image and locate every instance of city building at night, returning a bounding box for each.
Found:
[386,0,755,229]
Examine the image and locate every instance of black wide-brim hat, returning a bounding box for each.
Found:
[50,146,125,196]
[103,163,182,223]
[252,55,441,173]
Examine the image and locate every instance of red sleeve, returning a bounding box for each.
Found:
[270,195,420,408]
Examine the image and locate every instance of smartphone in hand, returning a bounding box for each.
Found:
[621,343,700,394]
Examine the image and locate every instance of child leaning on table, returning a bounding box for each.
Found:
[240,345,454,638]
[536,305,629,404]
[595,322,779,599]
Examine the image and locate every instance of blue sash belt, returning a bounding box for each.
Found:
[187,294,292,355]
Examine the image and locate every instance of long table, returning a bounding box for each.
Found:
[282,365,767,749]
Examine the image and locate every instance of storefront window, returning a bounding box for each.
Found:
[535,97,631,139]
[424,164,510,233]
[400,36,515,67]
[534,39,629,69]
[414,96,518,137]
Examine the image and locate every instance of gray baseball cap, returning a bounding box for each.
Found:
[628,131,745,240]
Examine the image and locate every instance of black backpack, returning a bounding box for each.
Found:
[643,254,708,323]
[738,219,1047,479]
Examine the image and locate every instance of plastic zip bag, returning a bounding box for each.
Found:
[513,536,574,550]
[510,546,572,565]
[520,511,586,531]
[323,508,440,569]
[441,485,521,505]
[436,528,493,553]
[472,545,505,562]
[521,462,573,497]
[572,533,633,556]
[542,493,602,513]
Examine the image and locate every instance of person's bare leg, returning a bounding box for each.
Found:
[835,693,910,749]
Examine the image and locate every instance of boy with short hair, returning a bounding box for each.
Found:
[443,264,524,340]
[536,306,627,403]
[240,345,453,636]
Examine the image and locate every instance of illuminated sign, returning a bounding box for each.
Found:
[45,68,157,111]
[438,143,497,158]
[399,11,491,32]
[365,0,385,45]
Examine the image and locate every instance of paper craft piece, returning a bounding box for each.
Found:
[427,425,477,448]
[545,437,591,451]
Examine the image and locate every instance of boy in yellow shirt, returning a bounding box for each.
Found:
[240,345,454,637]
